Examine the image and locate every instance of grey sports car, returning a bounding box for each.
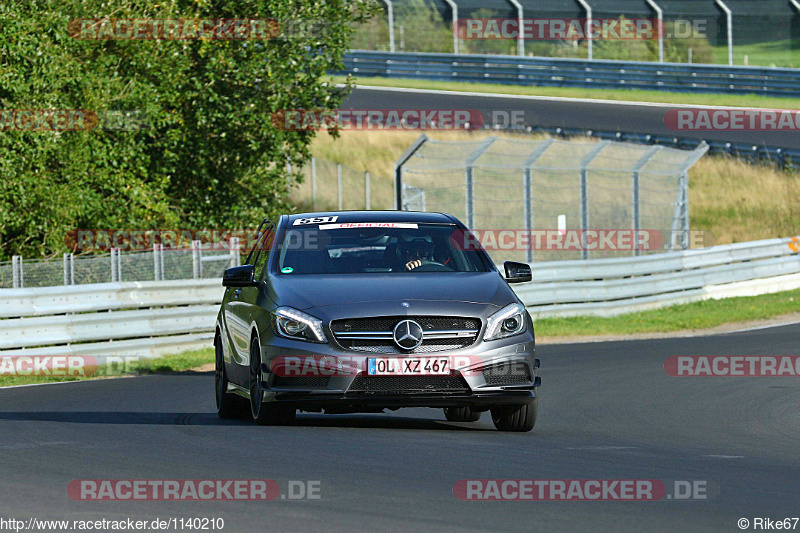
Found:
[214,211,540,431]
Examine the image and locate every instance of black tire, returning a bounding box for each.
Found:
[249,337,295,426]
[491,397,538,432]
[215,335,247,419]
[443,406,481,422]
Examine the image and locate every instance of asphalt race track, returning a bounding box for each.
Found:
[1,323,798,532]
[344,86,800,151]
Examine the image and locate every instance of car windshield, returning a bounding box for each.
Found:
[276,223,489,274]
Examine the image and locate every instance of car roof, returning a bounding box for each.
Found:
[285,211,456,225]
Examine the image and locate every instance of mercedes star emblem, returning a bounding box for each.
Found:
[393,320,424,350]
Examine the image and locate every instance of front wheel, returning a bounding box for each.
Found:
[443,406,481,422]
[249,337,295,426]
[491,397,537,432]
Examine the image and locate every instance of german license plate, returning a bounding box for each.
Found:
[367,357,450,376]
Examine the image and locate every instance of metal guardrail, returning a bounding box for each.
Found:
[0,279,223,357]
[0,237,798,356]
[341,50,800,97]
[517,236,800,317]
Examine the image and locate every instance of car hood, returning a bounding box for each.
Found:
[267,272,516,311]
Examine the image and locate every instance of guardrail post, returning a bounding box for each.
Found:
[523,139,556,263]
[229,237,240,268]
[579,141,610,259]
[365,171,371,210]
[337,163,343,210]
[12,255,23,288]
[311,157,317,210]
[192,240,202,279]
[464,137,497,229]
[631,146,662,256]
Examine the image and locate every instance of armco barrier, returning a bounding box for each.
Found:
[0,237,797,357]
[341,50,800,98]
[517,236,800,317]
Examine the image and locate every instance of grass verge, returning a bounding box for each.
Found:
[0,348,215,388]
[534,288,800,337]
[330,75,800,110]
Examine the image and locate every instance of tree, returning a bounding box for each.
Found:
[0,0,377,259]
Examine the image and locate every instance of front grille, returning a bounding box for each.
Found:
[348,375,469,392]
[330,316,480,353]
[483,363,532,385]
[271,376,330,388]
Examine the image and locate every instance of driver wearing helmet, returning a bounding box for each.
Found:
[400,239,435,271]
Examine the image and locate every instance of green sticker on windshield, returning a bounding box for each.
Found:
[281,266,294,274]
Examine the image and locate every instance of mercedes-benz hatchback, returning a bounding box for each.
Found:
[214,211,540,431]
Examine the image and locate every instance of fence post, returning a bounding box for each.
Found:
[631,146,662,256]
[229,237,240,268]
[382,0,395,53]
[579,141,610,260]
[365,171,371,210]
[153,244,163,281]
[64,253,74,285]
[522,139,555,263]
[109,248,119,285]
[192,240,202,279]
[680,172,690,250]
[311,157,317,210]
[12,255,22,288]
[115,249,122,282]
[464,137,497,230]
[394,134,429,211]
[337,163,343,210]
[110,250,119,283]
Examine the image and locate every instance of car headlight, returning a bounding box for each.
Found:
[483,303,527,341]
[272,307,328,343]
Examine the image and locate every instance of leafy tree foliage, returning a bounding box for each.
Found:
[0,0,376,259]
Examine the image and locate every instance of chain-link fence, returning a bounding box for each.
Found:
[396,134,708,263]
[354,0,800,67]
[289,156,394,212]
[2,241,239,289]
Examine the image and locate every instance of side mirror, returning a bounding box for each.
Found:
[504,261,532,283]
[222,265,258,287]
